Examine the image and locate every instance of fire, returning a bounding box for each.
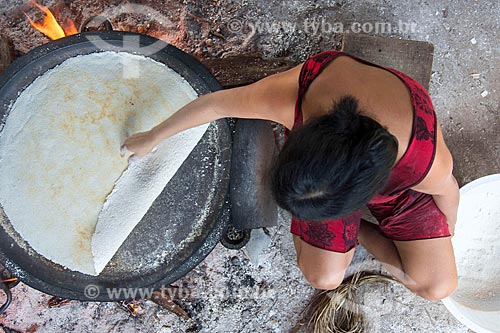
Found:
[24,1,78,40]
[1,277,18,283]
[120,300,142,316]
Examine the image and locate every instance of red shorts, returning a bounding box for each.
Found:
[290,189,451,253]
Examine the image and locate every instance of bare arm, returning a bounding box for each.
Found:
[122,65,301,157]
[412,123,459,235]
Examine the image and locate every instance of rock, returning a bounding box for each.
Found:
[243,228,272,266]
[230,256,241,266]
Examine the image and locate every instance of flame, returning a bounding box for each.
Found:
[129,303,139,314]
[61,18,78,36]
[1,277,18,283]
[121,300,141,315]
[24,1,77,40]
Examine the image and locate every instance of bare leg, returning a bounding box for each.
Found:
[358,219,415,286]
[358,219,457,300]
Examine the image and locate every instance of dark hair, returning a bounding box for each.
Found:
[271,95,398,221]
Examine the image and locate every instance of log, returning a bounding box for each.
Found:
[341,33,434,90]
[201,53,299,88]
[201,34,434,91]
[0,35,14,76]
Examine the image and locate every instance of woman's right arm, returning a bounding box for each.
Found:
[122,65,302,157]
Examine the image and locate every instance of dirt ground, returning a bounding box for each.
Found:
[0,0,498,332]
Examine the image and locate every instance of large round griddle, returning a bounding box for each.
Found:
[0,32,231,301]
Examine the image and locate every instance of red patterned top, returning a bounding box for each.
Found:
[288,51,438,252]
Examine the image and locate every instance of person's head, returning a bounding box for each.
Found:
[271,95,398,221]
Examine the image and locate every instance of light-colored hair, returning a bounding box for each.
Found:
[292,271,401,333]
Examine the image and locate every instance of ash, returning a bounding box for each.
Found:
[1,0,499,332]
[0,211,470,333]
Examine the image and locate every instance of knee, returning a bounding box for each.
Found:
[413,277,458,301]
[299,265,345,290]
[305,274,343,290]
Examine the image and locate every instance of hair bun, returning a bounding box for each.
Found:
[328,96,362,135]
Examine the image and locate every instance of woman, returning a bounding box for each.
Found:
[123,50,459,301]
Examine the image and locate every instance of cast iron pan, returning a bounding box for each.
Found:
[0,31,231,301]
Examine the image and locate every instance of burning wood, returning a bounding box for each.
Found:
[47,296,70,307]
[0,35,13,75]
[24,1,77,40]
[150,290,191,320]
[0,265,19,289]
[120,300,144,317]
[1,278,18,284]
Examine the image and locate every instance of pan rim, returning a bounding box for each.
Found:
[0,31,231,301]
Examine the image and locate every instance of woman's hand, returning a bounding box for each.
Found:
[121,130,157,158]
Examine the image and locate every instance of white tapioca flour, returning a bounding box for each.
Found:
[452,178,500,311]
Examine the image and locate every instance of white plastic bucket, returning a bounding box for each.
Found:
[442,174,500,333]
